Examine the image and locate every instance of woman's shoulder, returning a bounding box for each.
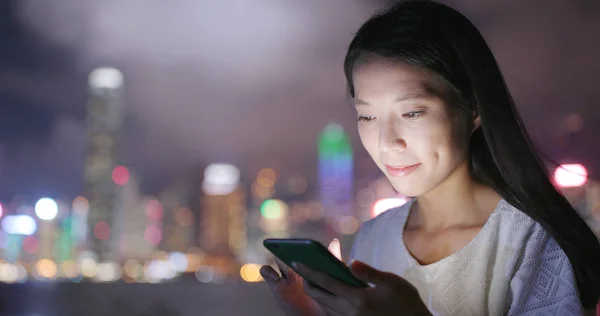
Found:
[494,200,573,281]
[497,201,582,314]
[493,199,550,244]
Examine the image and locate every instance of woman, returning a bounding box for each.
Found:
[260,0,600,315]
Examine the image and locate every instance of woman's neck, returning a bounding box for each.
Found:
[412,162,501,231]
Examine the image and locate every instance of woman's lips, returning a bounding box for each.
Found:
[385,163,421,177]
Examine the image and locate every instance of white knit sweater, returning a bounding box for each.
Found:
[350,199,583,315]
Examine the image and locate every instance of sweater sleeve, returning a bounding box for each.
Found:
[506,225,583,315]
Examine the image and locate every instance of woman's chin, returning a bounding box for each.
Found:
[389,183,426,198]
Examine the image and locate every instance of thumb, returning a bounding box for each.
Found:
[350,260,391,285]
[596,298,600,316]
[328,238,342,261]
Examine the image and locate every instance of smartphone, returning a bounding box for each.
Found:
[263,238,368,289]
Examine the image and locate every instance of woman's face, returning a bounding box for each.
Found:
[353,58,472,197]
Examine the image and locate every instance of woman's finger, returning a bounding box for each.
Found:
[276,259,300,285]
[293,262,358,299]
[328,238,342,261]
[260,265,281,288]
[275,259,290,278]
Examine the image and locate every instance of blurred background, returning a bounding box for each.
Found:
[0,0,598,315]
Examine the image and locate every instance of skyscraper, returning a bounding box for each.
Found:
[318,123,354,219]
[198,164,247,276]
[83,67,125,261]
[112,172,149,260]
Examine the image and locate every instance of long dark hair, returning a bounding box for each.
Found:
[344,0,600,308]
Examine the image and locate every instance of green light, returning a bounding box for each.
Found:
[261,199,282,219]
[318,123,352,158]
[323,124,344,142]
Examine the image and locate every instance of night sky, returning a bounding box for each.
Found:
[0,0,598,200]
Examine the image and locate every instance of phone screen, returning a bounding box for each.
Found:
[263,238,368,288]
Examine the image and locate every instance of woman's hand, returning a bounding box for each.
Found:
[260,259,326,316]
[294,260,432,316]
[260,239,342,316]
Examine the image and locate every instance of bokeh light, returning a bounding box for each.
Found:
[96,261,122,282]
[240,263,263,282]
[202,164,240,195]
[60,260,80,279]
[23,236,39,254]
[554,164,588,188]
[72,196,89,215]
[322,123,344,142]
[35,198,58,220]
[144,225,162,245]
[88,67,124,91]
[145,260,175,281]
[123,260,143,279]
[372,198,408,218]
[260,199,287,219]
[252,181,274,199]
[145,200,163,220]
[94,222,111,240]
[257,168,277,187]
[169,252,189,272]
[15,263,28,283]
[0,263,19,283]
[112,166,130,186]
[1,215,37,235]
[35,259,57,279]
[80,258,98,278]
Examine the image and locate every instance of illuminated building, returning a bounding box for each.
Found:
[35,198,58,261]
[71,196,90,251]
[198,164,247,275]
[318,123,353,219]
[143,197,164,256]
[83,67,125,261]
[112,173,150,260]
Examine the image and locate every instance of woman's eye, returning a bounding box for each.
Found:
[357,115,375,123]
[402,111,424,119]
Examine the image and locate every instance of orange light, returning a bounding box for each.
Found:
[240,263,263,282]
[36,259,57,279]
[257,168,277,187]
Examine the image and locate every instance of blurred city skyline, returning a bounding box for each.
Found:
[0,0,599,201]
